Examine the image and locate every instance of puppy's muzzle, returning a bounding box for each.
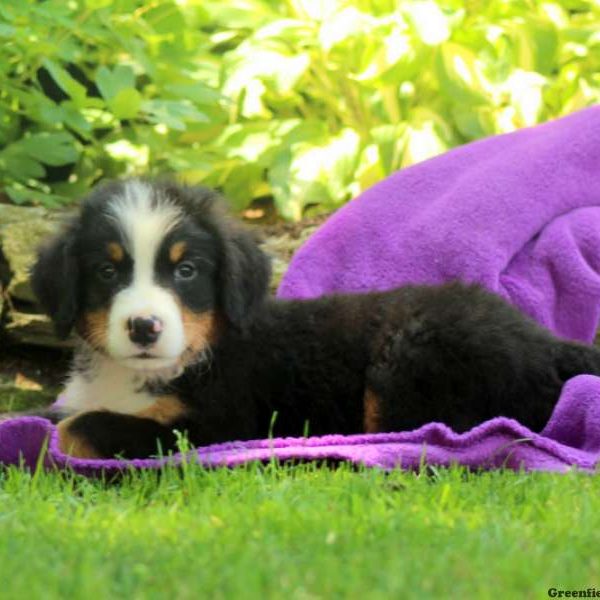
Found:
[127,315,163,347]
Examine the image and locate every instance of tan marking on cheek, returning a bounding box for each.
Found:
[169,241,187,263]
[107,242,124,262]
[79,311,109,349]
[78,309,109,351]
[135,395,187,425]
[181,308,218,354]
[57,416,103,459]
[363,388,381,434]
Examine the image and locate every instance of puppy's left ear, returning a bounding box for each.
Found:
[219,225,271,328]
[30,223,80,339]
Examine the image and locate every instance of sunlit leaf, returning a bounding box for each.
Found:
[319,7,373,50]
[104,140,149,169]
[255,19,314,43]
[403,1,451,46]
[269,128,361,221]
[224,46,311,98]
[292,0,339,21]
[436,42,491,105]
[401,113,451,167]
[560,78,598,115]
[354,31,419,82]
[502,69,546,127]
[353,143,386,195]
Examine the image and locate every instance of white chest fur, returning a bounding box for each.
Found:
[62,348,157,414]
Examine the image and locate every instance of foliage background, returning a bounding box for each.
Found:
[0,0,598,220]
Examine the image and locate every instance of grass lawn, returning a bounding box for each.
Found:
[0,462,598,599]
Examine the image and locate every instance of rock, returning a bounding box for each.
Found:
[0,204,47,225]
[0,205,74,348]
[0,205,69,303]
[4,309,74,348]
[261,226,317,291]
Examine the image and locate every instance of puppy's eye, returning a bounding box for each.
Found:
[97,262,117,282]
[175,261,197,281]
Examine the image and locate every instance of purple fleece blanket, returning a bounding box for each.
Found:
[2,107,600,473]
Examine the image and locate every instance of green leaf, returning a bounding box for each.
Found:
[0,24,15,38]
[41,59,87,107]
[510,18,559,75]
[5,186,68,207]
[62,102,93,138]
[223,163,265,211]
[0,151,45,181]
[144,3,186,34]
[96,65,136,101]
[19,132,78,166]
[142,100,209,131]
[109,88,142,120]
[166,83,222,105]
[452,106,496,138]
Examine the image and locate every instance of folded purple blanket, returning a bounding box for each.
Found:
[2,107,600,473]
[279,106,600,343]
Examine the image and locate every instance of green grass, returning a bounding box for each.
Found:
[0,463,599,599]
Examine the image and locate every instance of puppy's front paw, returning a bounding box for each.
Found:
[57,416,104,459]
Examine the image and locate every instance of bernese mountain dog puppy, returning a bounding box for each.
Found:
[26,178,600,459]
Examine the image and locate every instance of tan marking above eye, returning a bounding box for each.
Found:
[107,242,124,262]
[169,241,187,263]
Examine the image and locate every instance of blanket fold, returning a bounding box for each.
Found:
[279,106,600,343]
[2,106,600,473]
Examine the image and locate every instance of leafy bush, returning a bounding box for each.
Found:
[0,0,598,219]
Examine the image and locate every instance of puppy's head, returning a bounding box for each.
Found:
[31,179,271,375]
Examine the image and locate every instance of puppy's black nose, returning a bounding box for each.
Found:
[127,316,163,347]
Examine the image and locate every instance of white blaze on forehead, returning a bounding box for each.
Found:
[108,180,182,285]
[104,180,187,367]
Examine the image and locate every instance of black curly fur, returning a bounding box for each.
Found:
[30,180,600,459]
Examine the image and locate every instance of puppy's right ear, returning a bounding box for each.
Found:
[30,223,80,339]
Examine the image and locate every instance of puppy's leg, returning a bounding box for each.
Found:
[555,341,600,380]
[57,410,186,459]
[363,388,382,434]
